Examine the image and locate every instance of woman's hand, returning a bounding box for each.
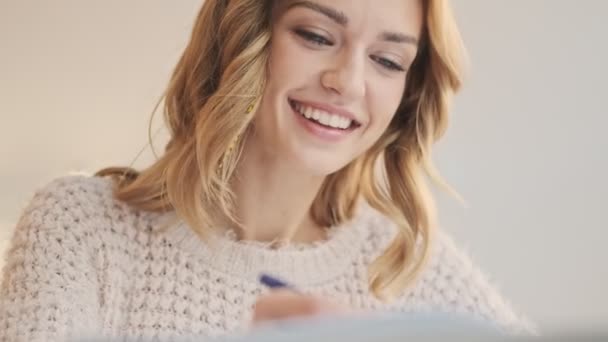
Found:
[252,289,352,325]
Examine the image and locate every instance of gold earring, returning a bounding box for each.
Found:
[218,101,255,174]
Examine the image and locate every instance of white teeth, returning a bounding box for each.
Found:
[339,117,349,128]
[329,115,340,128]
[292,101,353,129]
[304,106,313,119]
[319,112,331,126]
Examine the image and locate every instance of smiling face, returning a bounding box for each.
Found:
[250,0,423,175]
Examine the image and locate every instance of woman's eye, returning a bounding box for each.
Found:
[294,29,333,46]
[371,55,405,72]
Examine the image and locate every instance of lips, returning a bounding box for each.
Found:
[288,99,361,131]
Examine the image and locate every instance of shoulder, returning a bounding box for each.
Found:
[19,174,120,229]
[406,230,538,335]
[14,173,153,245]
[18,174,113,225]
[31,173,116,204]
[353,208,536,335]
[6,173,172,279]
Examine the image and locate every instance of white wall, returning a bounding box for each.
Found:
[1,0,606,333]
[439,0,608,332]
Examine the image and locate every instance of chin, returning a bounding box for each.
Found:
[285,142,355,177]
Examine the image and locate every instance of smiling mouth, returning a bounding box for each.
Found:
[289,99,361,131]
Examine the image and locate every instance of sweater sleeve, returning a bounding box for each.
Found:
[401,231,538,336]
[0,180,101,342]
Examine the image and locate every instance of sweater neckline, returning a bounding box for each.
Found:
[163,213,370,286]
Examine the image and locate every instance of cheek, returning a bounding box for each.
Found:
[267,39,291,83]
[368,82,405,134]
[266,32,314,91]
[260,35,297,116]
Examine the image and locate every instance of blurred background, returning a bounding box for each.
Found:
[0,0,606,333]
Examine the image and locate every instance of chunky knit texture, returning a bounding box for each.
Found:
[0,175,535,341]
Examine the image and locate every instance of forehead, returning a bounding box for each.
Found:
[275,0,424,38]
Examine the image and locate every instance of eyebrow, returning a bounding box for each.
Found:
[287,0,349,26]
[287,0,418,46]
[380,31,418,45]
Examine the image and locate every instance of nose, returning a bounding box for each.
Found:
[320,50,366,101]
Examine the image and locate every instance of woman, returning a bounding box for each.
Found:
[0,0,535,340]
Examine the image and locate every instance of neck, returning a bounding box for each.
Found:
[230,142,326,244]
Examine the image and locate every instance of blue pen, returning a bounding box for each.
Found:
[259,273,298,291]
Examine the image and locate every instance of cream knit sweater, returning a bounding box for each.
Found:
[0,176,534,341]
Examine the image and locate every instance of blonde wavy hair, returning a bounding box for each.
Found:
[97,0,466,300]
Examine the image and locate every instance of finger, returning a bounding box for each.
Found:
[252,290,327,323]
